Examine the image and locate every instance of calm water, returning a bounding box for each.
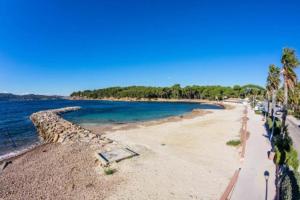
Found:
[0,100,221,157]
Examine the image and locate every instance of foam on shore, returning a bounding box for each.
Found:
[0,142,42,162]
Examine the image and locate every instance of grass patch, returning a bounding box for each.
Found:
[104,168,117,175]
[226,139,241,147]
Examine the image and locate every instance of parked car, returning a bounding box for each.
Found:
[254,105,264,112]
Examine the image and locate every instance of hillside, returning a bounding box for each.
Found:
[0,93,64,101]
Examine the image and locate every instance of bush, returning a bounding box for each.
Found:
[286,148,299,171]
[273,135,293,152]
[266,116,281,136]
[267,116,299,171]
[104,168,116,175]
[273,136,299,170]
[226,139,241,147]
[280,170,300,200]
[293,112,300,119]
[255,110,262,115]
[274,146,282,165]
[267,117,273,128]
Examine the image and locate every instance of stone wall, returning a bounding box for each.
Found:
[30,107,102,144]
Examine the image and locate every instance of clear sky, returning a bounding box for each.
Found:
[1,0,300,95]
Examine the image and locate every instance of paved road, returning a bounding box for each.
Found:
[231,107,276,200]
[287,116,300,161]
[274,111,300,161]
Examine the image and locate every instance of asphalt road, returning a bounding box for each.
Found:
[274,111,300,160]
[286,118,300,161]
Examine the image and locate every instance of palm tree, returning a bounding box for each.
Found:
[276,89,284,105]
[289,84,300,114]
[266,64,280,140]
[268,65,281,116]
[281,48,300,135]
[250,88,258,108]
[265,84,272,116]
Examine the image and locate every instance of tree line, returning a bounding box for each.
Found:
[70,84,265,100]
[265,47,300,199]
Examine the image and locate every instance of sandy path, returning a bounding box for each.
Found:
[104,104,243,200]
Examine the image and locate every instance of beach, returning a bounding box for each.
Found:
[0,103,243,200]
[104,103,243,199]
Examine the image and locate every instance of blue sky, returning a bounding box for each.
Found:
[1,0,300,95]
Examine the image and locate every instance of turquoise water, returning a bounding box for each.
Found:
[0,100,221,157]
[63,101,221,125]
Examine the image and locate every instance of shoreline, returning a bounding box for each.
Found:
[104,102,243,199]
[0,103,224,163]
[0,102,243,199]
[82,108,214,134]
[73,97,228,134]
[0,142,44,162]
[0,103,226,164]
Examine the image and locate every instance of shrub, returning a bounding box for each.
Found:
[280,170,300,200]
[266,116,282,136]
[274,146,282,165]
[104,168,116,175]
[286,148,299,171]
[268,116,299,171]
[294,112,300,119]
[255,110,262,115]
[226,139,241,147]
[273,135,292,151]
[267,117,273,128]
[274,136,299,170]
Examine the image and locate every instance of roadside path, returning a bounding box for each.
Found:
[231,108,276,200]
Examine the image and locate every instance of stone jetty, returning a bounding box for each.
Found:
[30,107,102,144]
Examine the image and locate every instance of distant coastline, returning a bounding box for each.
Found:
[0,93,65,101]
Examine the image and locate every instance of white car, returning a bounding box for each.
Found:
[254,105,264,111]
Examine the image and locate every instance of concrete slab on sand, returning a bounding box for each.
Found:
[96,147,138,165]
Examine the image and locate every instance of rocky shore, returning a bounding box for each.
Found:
[30,107,103,144]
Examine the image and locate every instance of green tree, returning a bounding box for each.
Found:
[267,64,281,116]
[281,48,300,135]
[266,84,272,115]
[170,84,182,99]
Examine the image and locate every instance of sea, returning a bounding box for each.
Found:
[0,99,221,159]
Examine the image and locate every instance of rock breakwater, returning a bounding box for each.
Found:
[30,107,102,144]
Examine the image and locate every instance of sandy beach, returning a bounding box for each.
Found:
[104,103,243,200]
[0,103,243,200]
